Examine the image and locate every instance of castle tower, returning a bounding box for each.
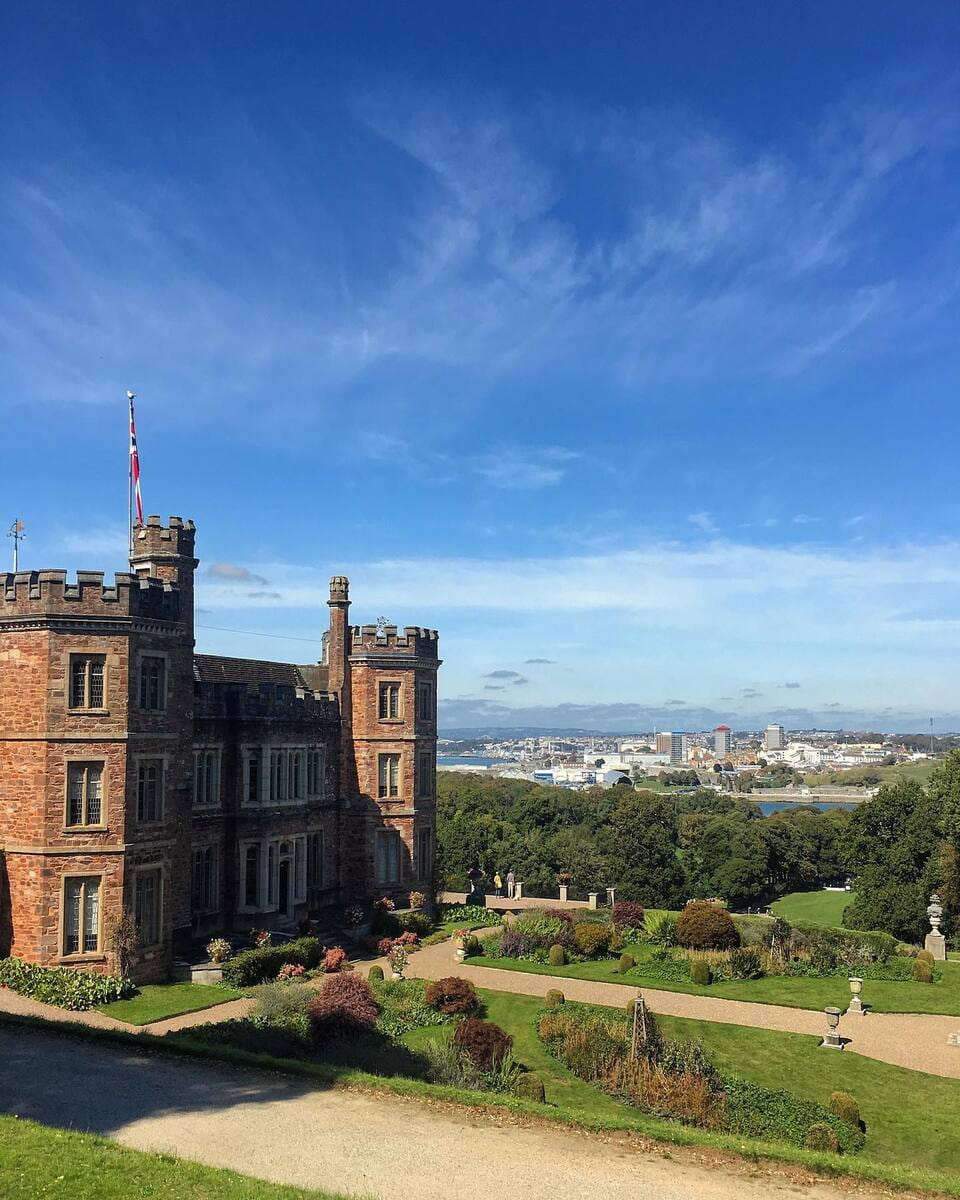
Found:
[344,612,440,899]
[0,517,197,979]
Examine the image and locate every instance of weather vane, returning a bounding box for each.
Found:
[7,519,25,572]
[375,615,390,636]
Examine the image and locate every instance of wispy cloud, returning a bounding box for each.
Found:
[208,562,270,586]
[687,512,717,534]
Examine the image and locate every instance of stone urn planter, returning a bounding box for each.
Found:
[455,947,467,961]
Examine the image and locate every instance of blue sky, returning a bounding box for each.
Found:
[3,2,960,732]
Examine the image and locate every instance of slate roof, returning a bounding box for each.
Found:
[193,654,329,692]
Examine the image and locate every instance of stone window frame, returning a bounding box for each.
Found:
[416,750,434,799]
[132,862,165,949]
[378,679,403,723]
[240,841,262,911]
[265,744,312,806]
[135,649,170,713]
[375,828,403,885]
[62,756,109,831]
[191,842,220,915]
[66,652,109,714]
[58,871,105,962]
[306,747,326,799]
[307,829,324,891]
[241,745,265,807]
[417,826,434,880]
[192,745,222,810]
[133,752,168,825]
[377,752,402,799]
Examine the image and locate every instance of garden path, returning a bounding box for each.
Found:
[0,1025,918,1200]
[402,936,960,1080]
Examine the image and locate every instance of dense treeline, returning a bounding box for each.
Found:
[437,751,960,944]
[436,774,849,912]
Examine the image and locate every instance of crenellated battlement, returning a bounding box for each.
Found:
[1,569,183,624]
[132,515,197,564]
[350,624,440,659]
[194,680,340,722]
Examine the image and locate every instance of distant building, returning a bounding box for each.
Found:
[669,732,688,765]
[714,724,732,755]
[764,724,785,751]
[655,732,673,754]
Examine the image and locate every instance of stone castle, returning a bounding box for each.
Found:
[0,516,440,980]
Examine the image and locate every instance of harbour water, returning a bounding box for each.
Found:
[757,800,857,816]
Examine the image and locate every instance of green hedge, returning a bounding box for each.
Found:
[0,956,135,1010]
[722,1076,864,1154]
[438,904,502,927]
[220,937,323,988]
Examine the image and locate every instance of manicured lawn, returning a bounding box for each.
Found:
[96,982,244,1025]
[402,989,960,1174]
[0,1116,346,1200]
[771,890,853,927]
[466,947,960,1015]
[656,1012,960,1173]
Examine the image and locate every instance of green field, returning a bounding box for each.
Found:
[771,890,852,927]
[803,761,940,789]
[419,991,960,1173]
[466,947,960,1015]
[0,1116,345,1200]
[96,982,244,1025]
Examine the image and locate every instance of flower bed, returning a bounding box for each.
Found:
[0,956,136,1010]
[537,1001,863,1154]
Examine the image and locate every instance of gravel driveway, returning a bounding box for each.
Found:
[0,1026,903,1200]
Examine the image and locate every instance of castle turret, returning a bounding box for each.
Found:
[130,515,198,636]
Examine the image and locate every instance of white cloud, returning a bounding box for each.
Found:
[687,511,717,533]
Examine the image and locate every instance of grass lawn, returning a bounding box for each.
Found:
[770,890,853,927]
[399,989,960,1175]
[96,982,244,1025]
[0,1116,346,1200]
[466,947,960,1015]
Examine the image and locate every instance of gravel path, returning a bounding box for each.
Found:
[403,937,960,1079]
[0,1026,904,1200]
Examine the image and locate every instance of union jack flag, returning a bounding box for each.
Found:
[128,391,143,526]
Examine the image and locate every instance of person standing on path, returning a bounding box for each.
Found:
[493,871,503,897]
[506,868,516,899]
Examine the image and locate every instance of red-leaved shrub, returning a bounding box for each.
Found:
[307,974,378,1042]
[676,903,739,951]
[323,946,347,973]
[453,1017,513,1071]
[424,976,479,1015]
[612,901,645,929]
[377,937,395,956]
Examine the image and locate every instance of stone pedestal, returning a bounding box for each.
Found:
[514,881,524,899]
[820,1031,844,1049]
[558,885,569,902]
[925,932,947,962]
[588,891,599,910]
[846,996,865,1016]
[606,887,616,908]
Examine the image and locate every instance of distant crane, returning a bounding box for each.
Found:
[7,519,25,572]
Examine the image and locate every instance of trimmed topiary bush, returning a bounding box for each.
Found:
[548,943,566,967]
[804,1122,840,1153]
[916,948,935,967]
[513,1072,546,1103]
[676,903,740,951]
[545,988,565,1006]
[912,959,934,983]
[690,959,712,986]
[617,953,635,974]
[829,1091,861,1129]
[307,973,378,1042]
[221,936,323,988]
[424,976,479,1015]
[573,922,611,958]
[612,901,645,929]
[453,1017,513,1071]
[367,965,384,981]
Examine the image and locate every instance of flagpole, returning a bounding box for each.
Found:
[127,390,135,566]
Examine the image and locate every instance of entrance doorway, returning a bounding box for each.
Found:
[278,858,292,920]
